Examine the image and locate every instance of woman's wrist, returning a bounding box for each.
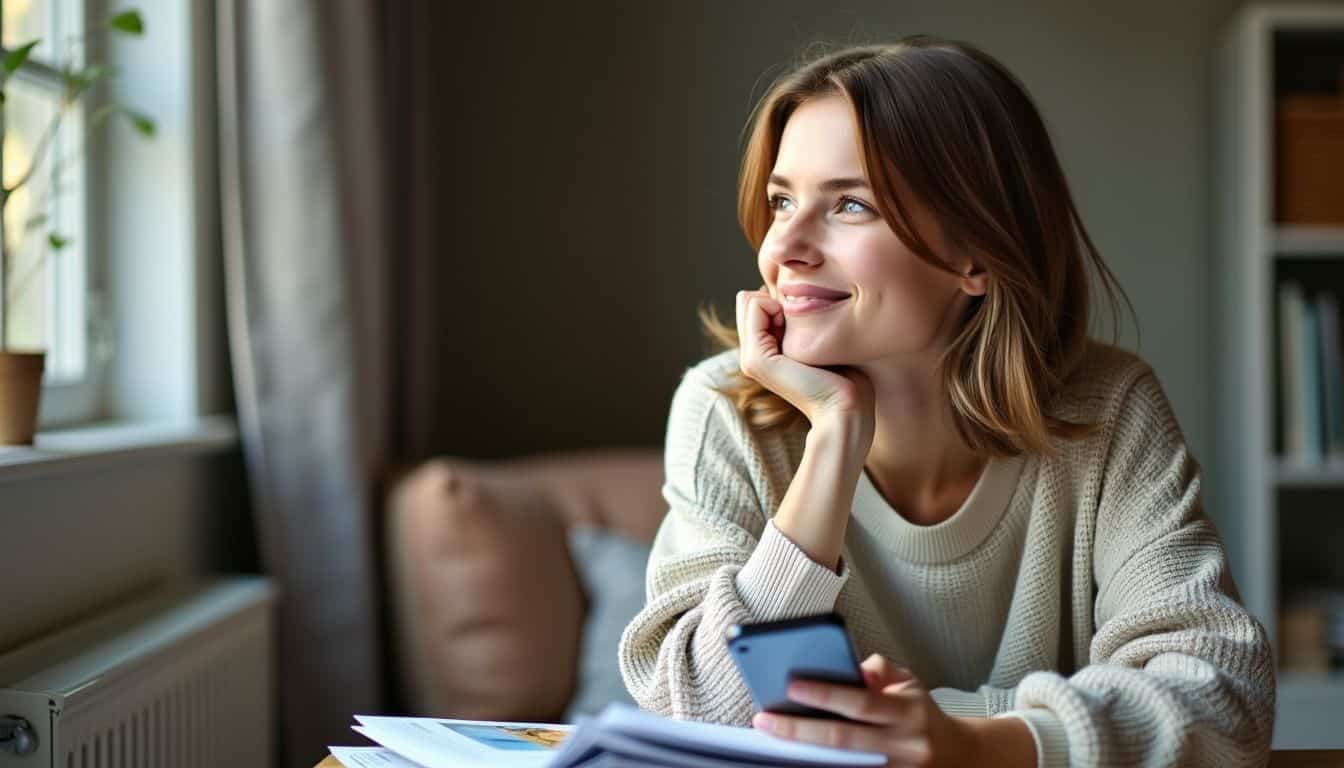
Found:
[962,715,1037,768]
[805,411,873,464]
[773,416,870,570]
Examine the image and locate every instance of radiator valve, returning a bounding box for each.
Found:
[0,715,37,755]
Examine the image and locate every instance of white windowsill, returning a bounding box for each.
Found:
[0,415,240,483]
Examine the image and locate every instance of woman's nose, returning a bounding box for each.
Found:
[766,216,824,269]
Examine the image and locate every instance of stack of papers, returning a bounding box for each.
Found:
[331,702,887,768]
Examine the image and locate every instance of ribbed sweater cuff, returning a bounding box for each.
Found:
[995,709,1069,768]
[735,520,848,620]
[930,688,989,717]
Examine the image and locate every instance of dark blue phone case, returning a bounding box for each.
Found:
[726,613,865,719]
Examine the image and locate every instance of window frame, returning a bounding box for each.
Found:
[0,0,102,427]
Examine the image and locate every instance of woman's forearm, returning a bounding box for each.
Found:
[772,416,870,570]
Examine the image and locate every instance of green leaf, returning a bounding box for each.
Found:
[126,109,155,137]
[48,233,69,250]
[109,10,144,35]
[3,40,39,76]
[91,104,115,127]
[66,65,111,97]
[94,104,156,138]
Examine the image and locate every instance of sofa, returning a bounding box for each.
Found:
[385,449,665,722]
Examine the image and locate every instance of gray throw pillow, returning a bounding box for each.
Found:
[564,526,651,720]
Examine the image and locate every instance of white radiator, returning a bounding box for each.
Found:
[0,577,275,768]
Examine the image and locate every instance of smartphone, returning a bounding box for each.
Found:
[725,613,865,719]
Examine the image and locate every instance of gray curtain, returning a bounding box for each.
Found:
[213,1,684,762]
[216,2,393,765]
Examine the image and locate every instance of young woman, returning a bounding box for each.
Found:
[618,36,1274,767]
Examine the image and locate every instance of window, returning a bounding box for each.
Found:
[1,0,97,425]
[1,0,216,429]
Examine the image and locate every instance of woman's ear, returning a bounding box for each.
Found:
[959,264,988,297]
[945,239,988,297]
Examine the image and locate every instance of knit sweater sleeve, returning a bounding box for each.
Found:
[617,366,849,725]
[1008,368,1275,768]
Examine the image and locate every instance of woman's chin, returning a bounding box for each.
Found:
[782,337,847,368]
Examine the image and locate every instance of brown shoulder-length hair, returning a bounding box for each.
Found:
[703,35,1132,457]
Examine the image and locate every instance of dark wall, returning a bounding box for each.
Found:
[389,3,748,458]
[389,0,1261,463]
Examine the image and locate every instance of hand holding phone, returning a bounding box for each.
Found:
[726,613,865,720]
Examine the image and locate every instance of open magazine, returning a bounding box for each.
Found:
[332,702,887,768]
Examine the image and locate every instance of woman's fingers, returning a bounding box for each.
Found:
[755,285,785,329]
[753,709,930,755]
[753,712,892,752]
[736,290,784,380]
[783,679,923,727]
[734,289,754,351]
[762,660,959,766]
[861,654,916,690]
[733,286,876,431]
[747,294,782,351]
[735,290,766,343]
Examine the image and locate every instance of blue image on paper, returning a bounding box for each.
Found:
[442,723,553,751]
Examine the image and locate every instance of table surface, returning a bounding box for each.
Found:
[317,751,1344,767]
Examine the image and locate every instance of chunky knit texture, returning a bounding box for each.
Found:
[618,342,1275,768]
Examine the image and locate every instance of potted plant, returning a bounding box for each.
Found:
[0,9,154,444]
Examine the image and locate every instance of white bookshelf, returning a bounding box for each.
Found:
[1275,456,1344,487]
[1275,225,1344,256]
[1214,5,1344,749]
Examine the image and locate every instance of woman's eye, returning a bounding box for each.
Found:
[838,196,871,215]
[767,194,871,217]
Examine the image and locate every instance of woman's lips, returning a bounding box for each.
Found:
[781,294,849,315]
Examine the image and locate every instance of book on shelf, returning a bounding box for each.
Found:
[1278,281,1344,466]
[1281,589,1344,675]
[1301,289,1323,461]
[329,702,887,768]
[1280,281,1310,461]
[1318,293,1344,456]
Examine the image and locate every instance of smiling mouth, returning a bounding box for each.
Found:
[780,294,849,314]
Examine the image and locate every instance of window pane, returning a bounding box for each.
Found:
[2,0,56,64]
[4,0,85,71]
[2,75,85,379]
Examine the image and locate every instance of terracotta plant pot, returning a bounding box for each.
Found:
[0,351,45,445]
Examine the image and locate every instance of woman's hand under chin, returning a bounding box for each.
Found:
[736,286,875,440]
[751,654,1036,768]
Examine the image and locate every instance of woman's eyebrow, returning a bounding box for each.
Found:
[767,173,870,191]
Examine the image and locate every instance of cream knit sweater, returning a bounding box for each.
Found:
[618,342,1275,768]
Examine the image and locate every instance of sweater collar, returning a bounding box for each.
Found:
[852,453,1024,564]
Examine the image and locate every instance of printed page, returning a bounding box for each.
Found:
[590,703,886,767]
[328,746,425,767]
[550,724,785,768]
[352,705,885,768]
[353,716,574,768]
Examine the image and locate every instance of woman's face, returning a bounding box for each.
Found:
[758,95,984,368]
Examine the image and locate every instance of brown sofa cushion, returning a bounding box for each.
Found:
[385,450,663,721]
[496,451,665,543]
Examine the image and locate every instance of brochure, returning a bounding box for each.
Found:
[328,746,423,767]
[339,702,886,768]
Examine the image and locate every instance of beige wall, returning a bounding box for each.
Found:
[432,0,1273,473]
[0,450,254,655]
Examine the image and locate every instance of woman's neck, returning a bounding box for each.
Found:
[858,357,986,526]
